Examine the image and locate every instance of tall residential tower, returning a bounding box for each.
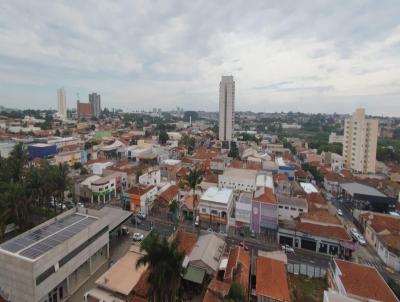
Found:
[342,108,378,174]
[219,76,235,141]
[57,88,67,117]
[89,93,101,118]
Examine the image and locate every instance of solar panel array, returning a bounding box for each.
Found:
[1,214,97,259]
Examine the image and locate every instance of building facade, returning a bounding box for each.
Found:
[77,100,92,120]
[342,108,378,174]
[219,75,235,142]
[89,93,101,118]
[57,87,67,117]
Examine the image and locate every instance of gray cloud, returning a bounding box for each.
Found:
[0,0,399,115]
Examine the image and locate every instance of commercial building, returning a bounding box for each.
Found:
[277,194,308,220]
[123,184,157,215]
[199,187,234,232]
[57,88,67,117]
[342,108,378,174]
[89,93,101,118]
[218,168,258,192]
[219,75,235,142]
[77,100,92,120]
[0,207,131,302]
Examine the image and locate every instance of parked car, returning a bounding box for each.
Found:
[281,244,295,253]
[350,228,359,240]
[250,230,256,238]
[194,215,199,227]
[336,208,343,216]
[356,233,367,246]
[132,233,144,241]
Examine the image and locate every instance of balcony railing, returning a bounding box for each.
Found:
[199,213,227,224]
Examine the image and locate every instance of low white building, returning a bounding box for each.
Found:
[277,194,308,220]
[199,187,234,232]
[139,168,161,186]
[235,192,252,227]
[218,168,258,192]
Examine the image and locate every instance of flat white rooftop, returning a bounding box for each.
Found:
[201,187,233,204]
[300,182,318,194]
[221,167,258,179]
[162,159,181,165]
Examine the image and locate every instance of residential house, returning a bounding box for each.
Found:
[254,256,291,302]
[123,184,157,215]
[328,259,398,302]
[277,194,308,220]
[199,187,234,232]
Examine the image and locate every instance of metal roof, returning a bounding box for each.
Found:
[340,182,386,197]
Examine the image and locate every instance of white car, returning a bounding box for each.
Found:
[336,208,343,216]
[356,234,367,246]
[350,228,359,239]
[132,233,144,241]
[281,244,295,253]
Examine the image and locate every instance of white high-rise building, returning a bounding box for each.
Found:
[57,87,67,117]
[219,76,235,141]
[342,108,378,174]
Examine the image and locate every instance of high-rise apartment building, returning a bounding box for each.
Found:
[89,93,101,118]
[57,88,67,117]
[219,76,235,141]
[342,108,378,174]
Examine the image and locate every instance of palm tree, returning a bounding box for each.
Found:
[185,167,203,228]
[8,143,28,182]
[51,163,70,214]
[136,231,185,302]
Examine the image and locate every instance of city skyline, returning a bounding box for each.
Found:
[0,1,400,116]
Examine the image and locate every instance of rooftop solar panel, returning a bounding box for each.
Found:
[0,213,97,259]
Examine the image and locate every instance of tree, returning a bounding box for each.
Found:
[228,141,240,159]
[185,168,203,227]
[169,199,180,222]
[225,282,245,302]
[136,231,185,302]
[159,130,169,145]
[54,129,61,136]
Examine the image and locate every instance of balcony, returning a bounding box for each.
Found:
[199,213,227,225]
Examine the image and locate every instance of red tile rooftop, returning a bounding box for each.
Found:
[335,259,398,302]
[256,256,291,302]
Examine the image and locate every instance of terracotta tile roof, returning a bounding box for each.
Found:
[130,296,148,302]
[377,233,400,255]
[300,209,341,225]
[324,172,343,182]
[253,187,277,204]
[360,212,400,234]
[274,174,289,182]
[306,193,327,207]
[295,169,308,178]
[335,259,398,302]
[159,185,179,202]
[176,166,189,177]
[203,279,230,302]
[194,147,221,160]
[229,159,262,170]
[224,246,250,299]
[126,185,155,196]
[256,256,291,302]
[176,229,198,255]
[203,173,218,183]
[133,268,151,298]
[296,222,351,241]
[181,194,199,211]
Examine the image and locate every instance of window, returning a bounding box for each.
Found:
[290,207,296,211]
[278,205,283,209]
[111,183,114,187]
[284,206,289,210]
[211,210,218,215]
[299,209,303,212]
[201,208,207,213]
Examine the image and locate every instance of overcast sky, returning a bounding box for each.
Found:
[1,1,400,116]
